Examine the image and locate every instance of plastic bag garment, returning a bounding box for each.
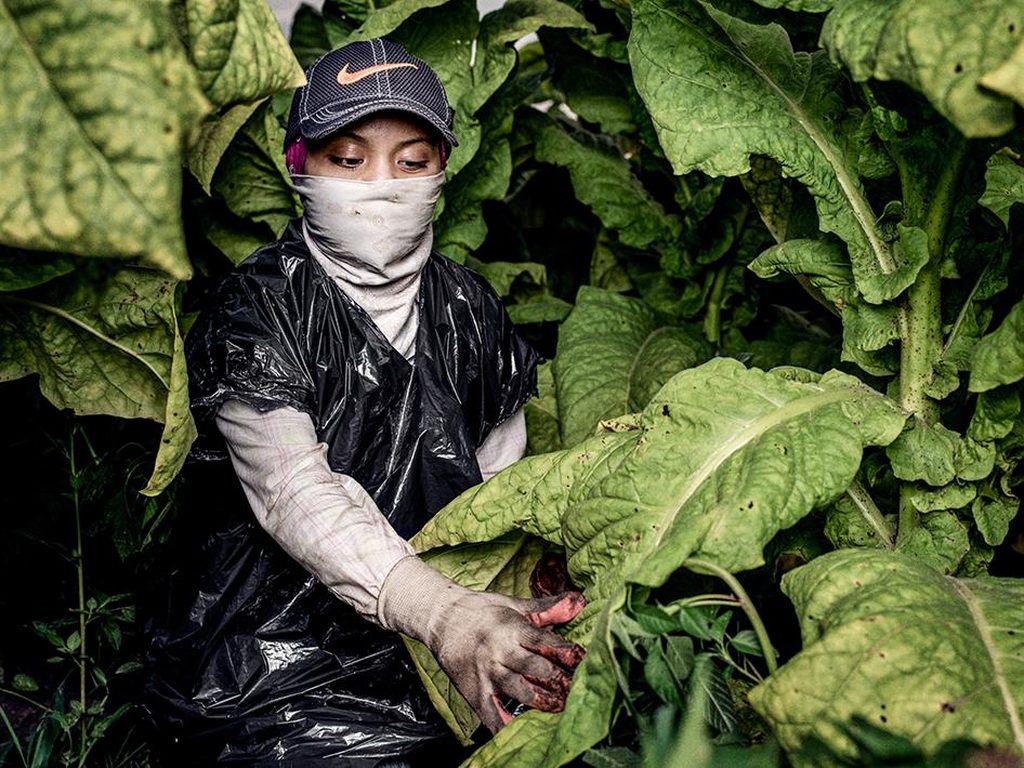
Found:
[144,222,537,764]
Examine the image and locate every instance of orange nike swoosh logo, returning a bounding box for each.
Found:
[337,62,418,85]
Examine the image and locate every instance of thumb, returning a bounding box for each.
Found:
[520,591,586,627]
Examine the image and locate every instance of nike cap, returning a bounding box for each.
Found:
[285,38,458,152]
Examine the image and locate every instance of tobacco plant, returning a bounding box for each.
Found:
[2,0,1024,766]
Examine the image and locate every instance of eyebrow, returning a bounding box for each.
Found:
[333,131,435,149]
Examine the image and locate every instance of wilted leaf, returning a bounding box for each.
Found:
[824,491,895,550]
[906,483,977,514]
[896,510,971,574]
[972,494,1020,547]
[0,0,208,279]
[750,550,1024,758]
[970,390,1022,443]
[887,420,960,487]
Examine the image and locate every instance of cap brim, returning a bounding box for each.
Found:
[300,97,459,148]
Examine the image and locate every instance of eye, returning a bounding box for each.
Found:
[329,155,362,168]
[399,159,430,171]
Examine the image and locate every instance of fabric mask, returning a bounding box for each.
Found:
[292,172,444,359]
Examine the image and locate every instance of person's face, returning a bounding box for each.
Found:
[304,112,443,181]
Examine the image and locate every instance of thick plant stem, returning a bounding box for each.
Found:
[683,558,777,674]
[895,137,969,543]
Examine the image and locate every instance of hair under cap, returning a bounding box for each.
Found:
[285,38,458,155]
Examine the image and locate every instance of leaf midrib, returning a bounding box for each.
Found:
[638,385,867,569]
[3,295,170,390]
[949,578,1024,752]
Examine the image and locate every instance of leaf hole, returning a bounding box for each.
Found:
[1010,23,1017,32]
[879,651,886,659]
[880,715,888,723]
[941,702,956,713]
[954,62,964,73]
[662,404,671,416]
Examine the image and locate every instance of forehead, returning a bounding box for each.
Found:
[319,111,439,146]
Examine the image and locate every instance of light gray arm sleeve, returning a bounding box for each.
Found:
[475,409,527,480]
[215,399,414,620]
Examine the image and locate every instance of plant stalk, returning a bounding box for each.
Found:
[683,558,778,674]
[894,137,969,543]
[704,265,729,347]
[69,429,88,747]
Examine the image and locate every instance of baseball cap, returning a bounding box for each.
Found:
[285,38,458,153]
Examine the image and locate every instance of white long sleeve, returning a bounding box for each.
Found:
[476,409,527,480]
[216,400,414,619]
[215,400,528,620]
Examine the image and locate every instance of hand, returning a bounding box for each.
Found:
[377,557,586,732]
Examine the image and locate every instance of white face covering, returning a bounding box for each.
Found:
[292,172,444,359]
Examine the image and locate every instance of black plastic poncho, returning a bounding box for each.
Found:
[144,222,537,765]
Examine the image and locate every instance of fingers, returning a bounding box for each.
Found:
[522,634,586,671]
[523,591,586,627]
[493,662,571,714]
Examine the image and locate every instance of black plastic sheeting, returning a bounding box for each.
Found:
[144,223,537,765]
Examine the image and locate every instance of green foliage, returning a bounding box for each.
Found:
[3,0,1024,766]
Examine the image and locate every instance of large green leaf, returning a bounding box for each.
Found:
[212,103,299,237]
[969,299,1024,392]
[0,267,196,494]
[187,100,263,194]
[177,0,305,107]
[0,0,208,280]
[416,359,906,766]
[467,0,591,117]
[521,111,679,251]
[553,287,711,446]
[750,549,1024,760]
[627,0,908,305]
[822,0,1024,138]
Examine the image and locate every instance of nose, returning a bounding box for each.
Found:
[360,154,401,181]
